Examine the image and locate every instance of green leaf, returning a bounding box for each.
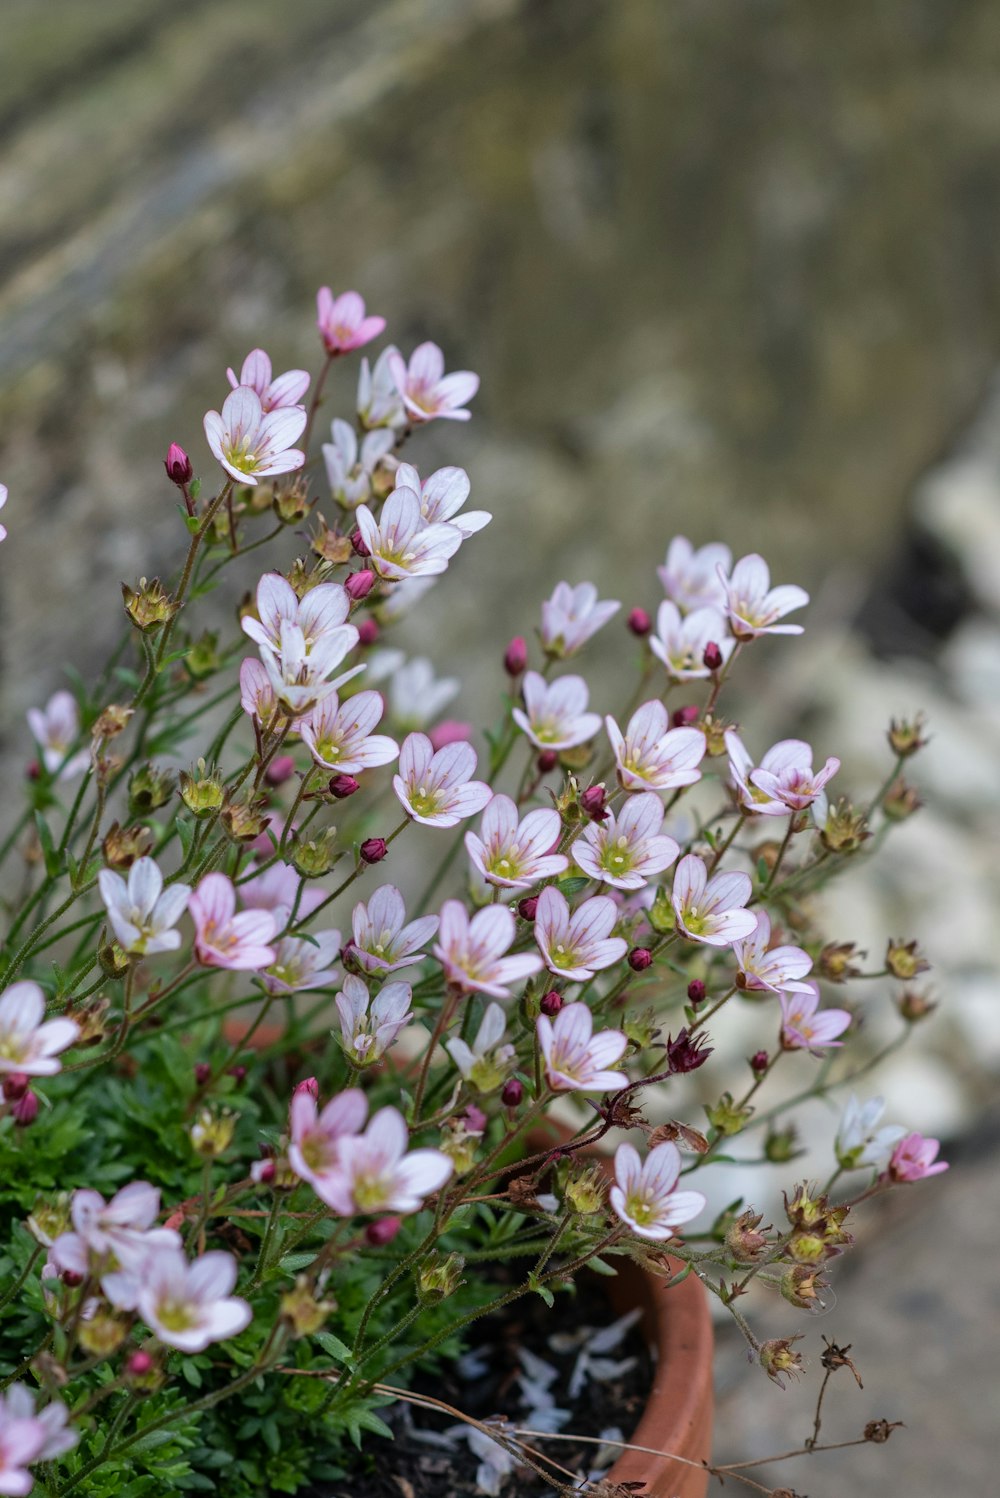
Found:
[528,1276,554,1307]
[33,811,61,878]
[314,1332,354,1365]
[556,876,590,898]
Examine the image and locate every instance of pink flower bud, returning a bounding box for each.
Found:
[749,1050,769,1075]
[194,1062,212,1086]
[26,760,41,781]
[428,720,472,751]
[126,1350,154,1378]
[703,640,723,672]
[229,1065,247,1085]
[345,569,376,601]
[627,607,652,637]
[61,1269,85,1288]
[517,896,539,922]
[2,1072,30,1102]
[12,1090,39,1127]
[357,618,379,647]
[350,529,371,557]
[687,979,706,1004]
[293,1077,320,1100]
[628,947,653,972]
[580,784,608,822]
[164,443,193,486]
[265,755,296,788]
[255,1159,276,1185]
[365,1216,403,1246]
[537,749,559,774]
[540,989,563,1017]
[329,773,360,799]
[504,636,528,675]
[501,1078,524,1107]
[360,837,388,864]
[463,1104,488,1134]
[672,704,700,728]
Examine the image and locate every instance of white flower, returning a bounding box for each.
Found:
[136,1246,252,1353]
[27,691,89,780]
[394,461,491,537]
[0,983,78,1077]
[610,1142,705,1240]
[98,857,190,956]
[657,537,731,612]
[203,386,305,485]
[835,1095,907,1172]
[389,657,460,728]
[446,1004,515,1094]
[540,581,620,657]
[323,419,395,510]
[335,975,412,1065]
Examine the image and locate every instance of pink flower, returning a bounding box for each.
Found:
[311,1106,454,1216]
[658,537,732,613]
[393,732,491,828]
[239,658,283,733]
[355,487,463,581]
[533,886,627,981]
[389,657,459,729]
[434,900,544,1000]
[670,854,756,946]
[0,983,78,1077]
[733,911,814,995]
[387,342,479,423]
[203,387,305,485]
[779,983,851,1053]
[465,795,567,888]
[835,1096,906,1172]
[512,672,602,751]
[226,348,309,411]
[190,873,277,971]
[0,484,7,544]
[50,1182,182,1308]
[428,720,473,751]
[323,419,395,509]
[136,1246,252,1353]
[351,885,439,974]
[27,691,89,780]
[98,857,190,956]
[239,861,325,930]
[300,690,398,774]
[260,619,364,716]
[717,553,809,639]
[749,741,840,816]
[540,582,620,657]
[537,1002,627,1092]
[605,702,706,793]
[725,731,799,816]
[262,930,342,994]
[649,602,733,680]
[571,793,679,892]
[610,1141,706,1239]
[888,1132,949,1182]
[394,462,491,537]
[289,1087,368,1189]
[0,1385,77,1493]
[242,573,353,657]
[316,287,386,356]
[335,975,412,1066]
[357,346,406,429]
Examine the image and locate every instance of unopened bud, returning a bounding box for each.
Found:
[536,749,559,774]
[627,607,652,636]
[345,569,376,601]
[13,1091,39,1127]
[428,721,472,751]
[703,640,723,672]
[540,990,563,1017]
[194,1062,212,1086]
[357,618,379,647]
[229,1065,247,1085]
[365,1216,402,1247]
[749,1050,769,1076]
[2,1072,30,1102]
[517,896,539,922]
[628,946,653,972]
[580,784,608,822]
[672,705,700,728]
[126,1350,154,1379]
[61,1269,85,1288]
[265,755,296,788]
[350,529,370,557]
[504,636,528,676]
[164,443,193,486]
[293,1077,320,1100]
[501,1078,524,1107]
[329,774,360,799]
[687,979,706,1004]
[360,837,387,865]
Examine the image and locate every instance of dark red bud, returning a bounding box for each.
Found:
[357,618,379,647]
[350,529,370,557]
[360,837,388,864]
[580,784,608,822]
[61,1269,85,1288]
[345,569,376,601]
[264,754,296,788]
[12,1090,39,1126]
[540,990,563,1017]
[194,1062,212,1087]
[749,1050,769,1075]
[365,1216,402,1246]
[687,979,707,1004]
[126,1350,154,1377]
[703,641,723,672]
[501,1078,524,1107]
[164,443,193,486]
[628,947,653,972]
[517,896,539,922]
[627,607,652,637]
[536,749,559,773]
[26,760,41,781]
[256,1160,276,1184]
[2,1072,30,1102]
[329,773,360,799]
[672,705,700,728]
[229,1065,247,1085]
[504,636,528,676]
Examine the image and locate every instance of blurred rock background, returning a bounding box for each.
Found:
[1,1,998,1491]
